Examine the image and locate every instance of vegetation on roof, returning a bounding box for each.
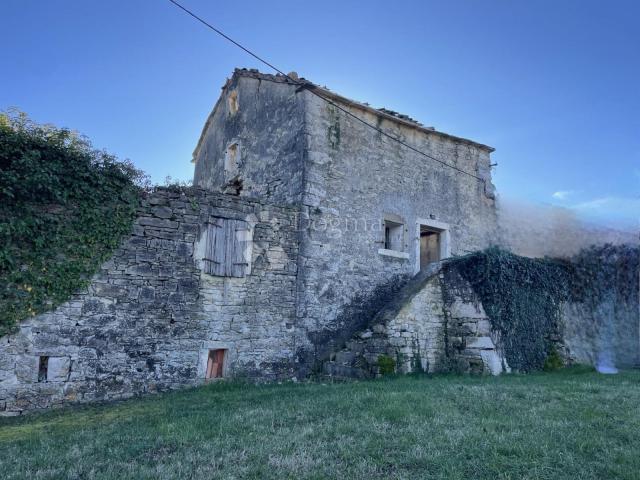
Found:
[0,110,147,335]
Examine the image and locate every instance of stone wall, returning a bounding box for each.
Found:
[190,70,499,371]
[563,300,640,369]
[193,70,306,204]
[0,188,300,415]
[296,91,498,368]
[323,265,509,378]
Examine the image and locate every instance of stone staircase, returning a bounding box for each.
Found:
[321,262,510,380]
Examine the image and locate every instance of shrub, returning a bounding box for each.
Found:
[377,354,396,375]
[543,347,564,371]
[0,110,147,335]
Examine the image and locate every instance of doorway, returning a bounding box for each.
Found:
[415,218,450,274]
[420,228,441,269]
[205,349,226,380]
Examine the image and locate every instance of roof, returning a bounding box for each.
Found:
[230,68,495,153]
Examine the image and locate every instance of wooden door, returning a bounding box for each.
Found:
[206,349,226,379]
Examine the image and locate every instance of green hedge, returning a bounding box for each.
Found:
[0,110,146,335]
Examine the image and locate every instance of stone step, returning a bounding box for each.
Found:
[322,361,370,379]
[334,351,356,365]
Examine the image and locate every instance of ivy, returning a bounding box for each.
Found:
[445,245,638,372]
[0,110,147,336]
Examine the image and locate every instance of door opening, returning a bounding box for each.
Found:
[420,228,441,270]
[206,349,226,380]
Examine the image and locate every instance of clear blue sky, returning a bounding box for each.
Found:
[2,0,638,227]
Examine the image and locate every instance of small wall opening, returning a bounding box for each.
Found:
[38,356,49,383]
[228,89,239,115]
[205,349,226,380]
[415,217,451,273]
[384,219,404,252]
[420,228,441,269]
[224,142,239,173]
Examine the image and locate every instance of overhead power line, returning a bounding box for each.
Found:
[167,0,487,184]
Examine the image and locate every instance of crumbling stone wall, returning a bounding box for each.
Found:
[0,188,300,415]
[193,70,307,204]
[323,265,509,378]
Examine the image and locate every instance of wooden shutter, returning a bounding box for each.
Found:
[204,218,226,276]
[206,349,226,379]
[204,218,252,277]
[230,220,251,277]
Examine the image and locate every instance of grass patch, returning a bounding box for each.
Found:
[1,369,639,479]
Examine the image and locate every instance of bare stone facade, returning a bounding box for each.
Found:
[323,265,509,379]
[194,69,499,374]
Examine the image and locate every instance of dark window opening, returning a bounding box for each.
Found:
[383,219,404,251]
[206,349,226,380]
[38,356,49,383]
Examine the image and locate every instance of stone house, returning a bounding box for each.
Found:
[193,68,500,371]
[0,68,508,415]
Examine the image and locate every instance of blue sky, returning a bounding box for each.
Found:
[2,0,638,228]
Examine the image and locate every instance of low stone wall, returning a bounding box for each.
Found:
[323,264,509,378]
[0,188,300,415]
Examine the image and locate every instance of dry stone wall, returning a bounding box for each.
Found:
[0,188,300,415]
[323,264,510,378]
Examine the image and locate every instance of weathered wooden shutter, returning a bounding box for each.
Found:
[230,220,251,277]
[203,217,252,277]
[206,349,226,379]
[204,218,226,276]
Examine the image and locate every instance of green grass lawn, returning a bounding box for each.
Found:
[1,368,639,480]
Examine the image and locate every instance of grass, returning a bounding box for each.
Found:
[1,367,639,479]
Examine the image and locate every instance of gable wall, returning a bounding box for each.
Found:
[193,75,307,204]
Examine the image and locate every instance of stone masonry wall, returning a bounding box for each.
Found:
[193,71,307,205]
[189,70,500,373]
[323,265,509,378]
[296,91,498,369]
[0,188,300,415]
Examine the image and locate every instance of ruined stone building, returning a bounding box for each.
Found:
[2,68,629,415]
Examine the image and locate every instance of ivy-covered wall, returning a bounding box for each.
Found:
[446,246,639,372]
[0,111,146,336]
[322,246,639,379]
[0,188,301,416]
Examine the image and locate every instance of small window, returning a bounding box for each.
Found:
[203,217,253,277]
[206,349,226,380]
[224,142,239,173]
[228,90,239,115]
[383,219,404,252]
[38,356,49,383]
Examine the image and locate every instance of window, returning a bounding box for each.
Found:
[383,219,404,252]
[206,349,226,380]
[38,356,49,383]
[228,90,239,115]
[224,142,239,173]
[203,217,253,277]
